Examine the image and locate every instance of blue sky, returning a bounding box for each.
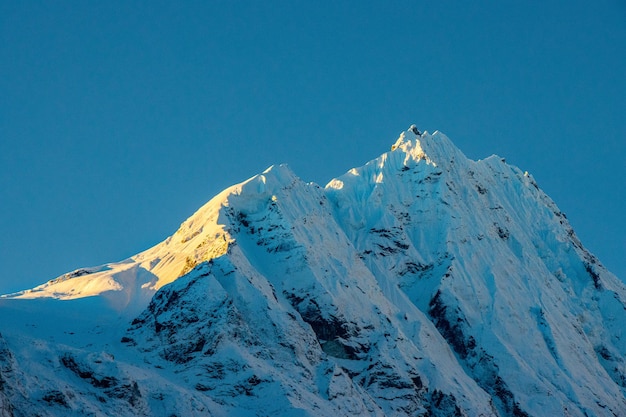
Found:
[1,1,625,294]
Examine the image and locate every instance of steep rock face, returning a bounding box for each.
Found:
[123,162,495,416]
[326,130,626,416]
[0,128,625,416]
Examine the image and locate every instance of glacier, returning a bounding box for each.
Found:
[1,128,625,416]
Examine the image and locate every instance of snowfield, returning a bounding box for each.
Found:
[1,128,625,416]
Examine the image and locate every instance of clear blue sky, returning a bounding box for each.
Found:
[1,1,625,294]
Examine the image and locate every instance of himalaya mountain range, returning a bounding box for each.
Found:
[1,127,625,416]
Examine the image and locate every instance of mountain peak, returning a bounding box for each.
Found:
[391,127,468,169]
[326,128,464,196]
[2,126,625,416]
[236,163,297,197]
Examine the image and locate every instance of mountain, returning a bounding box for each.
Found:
[1,128,625,417]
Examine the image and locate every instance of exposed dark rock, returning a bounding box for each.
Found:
[41,390,69,408]
[429,291,530,416]
[397,261,434,277]
[494,223,509,240]
[429,291,470,359]
[162,335,207,364]
[120,336,136,345]
[594,345,626,388]
[61,353,95,381]
[60,352,144,408]
[584,261,602,290]
[106,381,142,407]
[61,353,120,389]
[427,390,465,417]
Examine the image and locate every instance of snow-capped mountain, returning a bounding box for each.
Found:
[1,128,625,417]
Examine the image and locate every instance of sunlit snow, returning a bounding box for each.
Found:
[1,127,624,416]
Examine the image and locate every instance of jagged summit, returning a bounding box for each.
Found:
[236,163,298,196]
[398,125,462,155]
[330,128,470,194]
[1,126,625,417]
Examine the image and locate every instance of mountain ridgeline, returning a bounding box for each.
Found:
[1,128,625,416]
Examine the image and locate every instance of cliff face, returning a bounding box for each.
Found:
[1,128,624,416]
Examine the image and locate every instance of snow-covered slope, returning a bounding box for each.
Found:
[1,128,625,417]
